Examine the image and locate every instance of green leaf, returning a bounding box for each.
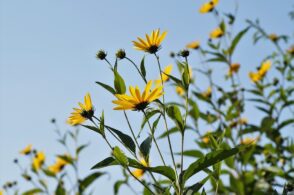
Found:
[193,91,212,103]
[158,127,180,139]
[55,181,66,195]
[140,56,146,77]
[108,127,136,154]
[208,135,219,149]
[260,116,275,132]
[277,118,294,130]
[176,150,204,158]
[228,27,250,55]
[57,154,74,164]
[43,169,56,178]
[76,143,89,155]
[82,125,103,136]
[100,111,105,135]
[184,175,210,194]
[206,57,228,64]
[141,109,161,130]
[114,70,126,94]
[112,146,129,166]
[182,63,190,89]
[140,136,152,159]
[181,145,245,184]
[201,188,207,195]
[165,73,183,87]
[199,112,218,124]
[230,174,244,195]
[91,157,143,170]
[151,115,161,134]
[114,180,126,195]
[148,166,176,181]
[79,172,105,193]
[95,81,116,95]
[188,99,200,120]
[91,157,117,169]
[22,188,43,195]
[219,20,226,33]
[166,105,184,132]
[158,126,192,139]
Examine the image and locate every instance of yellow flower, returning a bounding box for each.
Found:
[132,159,149,179]
[20,144,33,155]
[202,86,212,98]
[228,63,240,77]
[67,93,94,126]
[0,189,3,195]
[176,86,185,96]
[268,33,278,42]
[155,64,173,85]
[48,157,68,174]
[241,137,258,145]
[186,41,200,50]
[202,136,210,144]
[258,60,271,77]
[199,0,219,14]
[112,80,163,111]
[248,72,261,83]
[249,61,271,83]
[32,151,45,171]
[133,29,167,54]
[210,27,224,39]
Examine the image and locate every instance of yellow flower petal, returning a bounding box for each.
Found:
[210,27,223,39]
[68,93,94,126]
[133,29,167,53]
[113,80,163,111]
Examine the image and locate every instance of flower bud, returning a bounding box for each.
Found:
[170,52,175,58]
[268,33,278,42]
[96,50,107,60]
[116,49,126,59]
[178,49,190,57]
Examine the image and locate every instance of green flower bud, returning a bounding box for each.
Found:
[96,50,107,60]
[116,49,126,59]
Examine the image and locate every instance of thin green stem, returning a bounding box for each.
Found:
[154,53,178,174]
[179,58,190,195]
[125,57,147,84]
[104,58,114,71]
[123,111,160,188]
[123,111,140,153]
[143,110,166,166]
[91,119,154,194]
[126,167,155,195]
[215,180,219,195]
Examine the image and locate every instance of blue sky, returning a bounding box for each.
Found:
[1,0,293,194]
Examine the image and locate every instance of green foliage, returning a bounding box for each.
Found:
[3,2,294,195]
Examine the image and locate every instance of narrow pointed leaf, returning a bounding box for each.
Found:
[182,145,245,184]
[96,81,116,95]
[140,136,152,159]
[114,70,126,94]
[108,127,136,154]
[79,172,105,193]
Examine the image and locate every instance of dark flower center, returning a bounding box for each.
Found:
[148,45,159,54]
[134,102,149,111]
[81,109,94,119]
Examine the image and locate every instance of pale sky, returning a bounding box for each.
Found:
[1,0,293,194]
